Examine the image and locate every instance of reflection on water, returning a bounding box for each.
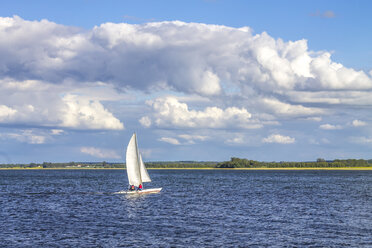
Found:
[0,169,371,247]
[122,193,149,219]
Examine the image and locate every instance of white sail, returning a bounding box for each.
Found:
[120,133,162,194]
[126,133,142,187]
[139,154,151,183]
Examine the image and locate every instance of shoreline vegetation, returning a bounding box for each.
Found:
[1,158,372,170]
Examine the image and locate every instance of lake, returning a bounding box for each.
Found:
[0,169,371,247]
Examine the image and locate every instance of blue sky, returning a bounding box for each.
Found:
[0,0,371,163]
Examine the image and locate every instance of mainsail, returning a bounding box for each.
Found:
[126,133,151,187]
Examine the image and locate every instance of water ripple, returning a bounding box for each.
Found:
[0,169,371,247]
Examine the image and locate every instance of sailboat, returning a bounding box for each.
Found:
[123,133,162,194]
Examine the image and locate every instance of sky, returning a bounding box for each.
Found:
[0,0,371,163]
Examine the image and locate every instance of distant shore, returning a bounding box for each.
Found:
[1,167,372,170]
[2,158,371,170]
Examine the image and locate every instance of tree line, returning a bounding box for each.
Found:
[1,158,371,169]
[0,161,217,169]
[216,157,372,168]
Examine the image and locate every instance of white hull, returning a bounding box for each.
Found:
[114,188,162,195]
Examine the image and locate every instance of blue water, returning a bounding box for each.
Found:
[0,169,371,247]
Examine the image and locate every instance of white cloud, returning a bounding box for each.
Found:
[1,16,371,98]
[352,119,367,127]
[286,91,372,106]
[158,134,208,145]
[158,137,180,145]
[261,98,323,117]
[178,134,208,141]
[61,94,124,130]
[0,78,124,130]
[319,124,342,130]
[141,96,260,129]
[139,116,152,128]
[0,105,17,121]
[1,15,372,142]
[262,134,295,144]
[178,134,208,144]
[309,53,372,90]
[198,70,221,95]
[157,134,209,145]
[1,130,46,144]
[305,116,322,122]
[51,129,64,135]
[226,136,245,144]
[80,147,121,159]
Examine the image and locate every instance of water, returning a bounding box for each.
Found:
[0,169,371,247]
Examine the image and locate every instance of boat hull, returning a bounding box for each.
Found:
[114,188,162,195]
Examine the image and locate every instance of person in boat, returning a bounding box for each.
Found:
[138,184,143,191]
[128,185,135,191]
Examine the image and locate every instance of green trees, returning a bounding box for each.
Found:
[216,157,372,168]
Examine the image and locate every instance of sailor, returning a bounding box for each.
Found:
[138,184,143,191]
[128,185,135,191]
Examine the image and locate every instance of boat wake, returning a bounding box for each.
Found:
[113,188,162,195]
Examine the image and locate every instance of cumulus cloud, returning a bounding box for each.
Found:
[0,130,47,144]
[351,120,367,127]
[286,91,372,106]
[61,94,124,130]
[262,134,295,144]
[0,105,17,121]
[261,98,323,117]
[80,147,121,159]
[51,129,64,135]
[319,124,342,130]
[0,78,124,130]
[1,16,372,134]
[226,136,245,144]
[158,137,180,145]
[305,117,322,122]
[1,16,371,97]
[139,116,152,128]
[158,134,208,145]
[309,53,372,90]
[178,134,208,142]
[141,96,260,129]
